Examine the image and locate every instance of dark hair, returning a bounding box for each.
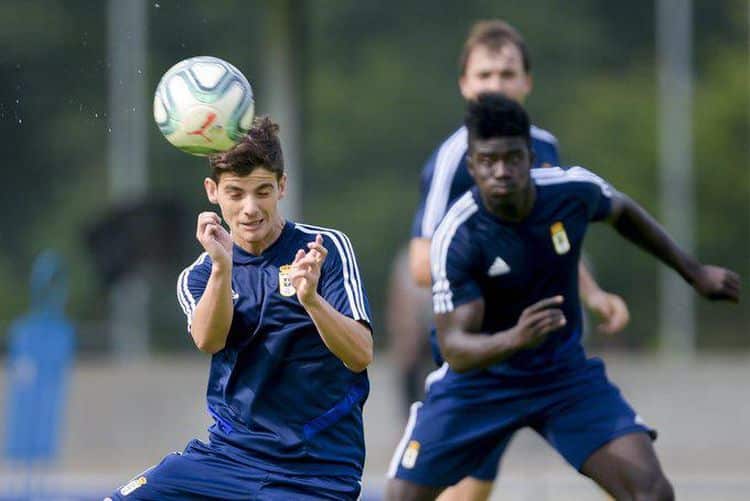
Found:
[208,116,284,181]
[459,20,531,75]
[465,92,531,146]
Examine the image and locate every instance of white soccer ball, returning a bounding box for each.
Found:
[153,56,255,156]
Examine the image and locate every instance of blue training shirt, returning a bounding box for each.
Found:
[431,167,614,379]
[412,124,560,239]
[177,220,372,478]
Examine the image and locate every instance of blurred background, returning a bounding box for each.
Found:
[0,0,748,499]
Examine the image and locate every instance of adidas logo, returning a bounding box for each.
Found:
[487,257,510,276]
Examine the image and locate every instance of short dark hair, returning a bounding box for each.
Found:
[208,116,284,181]
[459,20,531,75]
[465,93,531,147]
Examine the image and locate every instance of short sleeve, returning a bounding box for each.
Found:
[430,201,481,314]
[412,127,468,239]
[317,231,373,328]
[177,252,212,331]
[566,166,615,221]
[531,125,561,168]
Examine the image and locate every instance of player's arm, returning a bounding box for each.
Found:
[190,212,234,354]
[290,235,373,373]
[408,238,432,287]
[436,296,566,373]
[607,193,740,301]
[578,260,630,334]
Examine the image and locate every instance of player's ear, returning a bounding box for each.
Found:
[277,174,287,200]
[204,177,219,204]
[458,74,472,101]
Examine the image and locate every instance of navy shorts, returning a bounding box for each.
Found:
[107,439,362,500]
[389,357,656,487]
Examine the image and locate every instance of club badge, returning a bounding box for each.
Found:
[550,221,571,255]
[279,265,296,297]
[401,440,420,469]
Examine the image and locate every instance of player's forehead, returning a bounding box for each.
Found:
[218,167,278,189]
[472,136,527,154]
[465,43,524,73]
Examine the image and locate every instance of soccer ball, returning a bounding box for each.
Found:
[153,56,255,156]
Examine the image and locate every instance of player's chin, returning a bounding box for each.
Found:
[237,223,267,241]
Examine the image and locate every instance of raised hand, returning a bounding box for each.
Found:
[289,234,328,306]
[196,211,233,268]
[511,296,566,350]
[691,265,741,302]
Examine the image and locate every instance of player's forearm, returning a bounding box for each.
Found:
[303,294,373,372]
[191,265,234,354]
[440,328,521,373]
[409,238,432,288]
[578,260,603,306]
[612,196,701,284]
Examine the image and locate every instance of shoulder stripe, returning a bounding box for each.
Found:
[421,127,468,238]
[533,165,613,197]
[430,192,478,314]
[295,223,370,323]
[177,252,209,329]
[530,124,558,145]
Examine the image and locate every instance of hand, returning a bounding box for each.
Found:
[290,234,328,306]
[585,290,630,334]
[691,265,740,302]
[196,212,233,268]
[511,296,566,350]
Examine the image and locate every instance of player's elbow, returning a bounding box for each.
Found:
[441,343,474,373]
[192,332,225,354]
[346,341,374,373]
[347,351,373,373]
[443,353,473,373]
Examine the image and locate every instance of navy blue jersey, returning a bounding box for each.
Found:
[412,124,560,239]
[430,167,613,378]
[177,221,372,478]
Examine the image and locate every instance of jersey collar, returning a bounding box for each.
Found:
[232,220,294,265]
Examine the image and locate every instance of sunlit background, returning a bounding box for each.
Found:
[1,1,748,499]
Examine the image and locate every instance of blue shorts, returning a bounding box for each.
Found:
[390,357,656,487]
[107,439,361,500]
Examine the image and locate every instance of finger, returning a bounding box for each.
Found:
[534,314,567,335]
[525,296,564,315]
[292,249,305,265]
[307,241,328,261]
[527,309,565,330]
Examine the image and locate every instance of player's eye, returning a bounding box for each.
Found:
[507,151,522,164]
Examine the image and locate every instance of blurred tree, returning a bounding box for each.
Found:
[0,0,746,352]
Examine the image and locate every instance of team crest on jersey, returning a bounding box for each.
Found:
[550,221,571,255]
[119,476,147,496]
[279,265,296,297]
[401,440,420,469]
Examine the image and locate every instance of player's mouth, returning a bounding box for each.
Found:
[487,181,515,195]
[240,219,264,231]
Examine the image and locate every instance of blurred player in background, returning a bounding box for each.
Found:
[387,93,740,501]
[386,246,433,417]
[109,117,373,501]
[407,20,630,500]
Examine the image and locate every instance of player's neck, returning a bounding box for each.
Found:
[483,183,536,223]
